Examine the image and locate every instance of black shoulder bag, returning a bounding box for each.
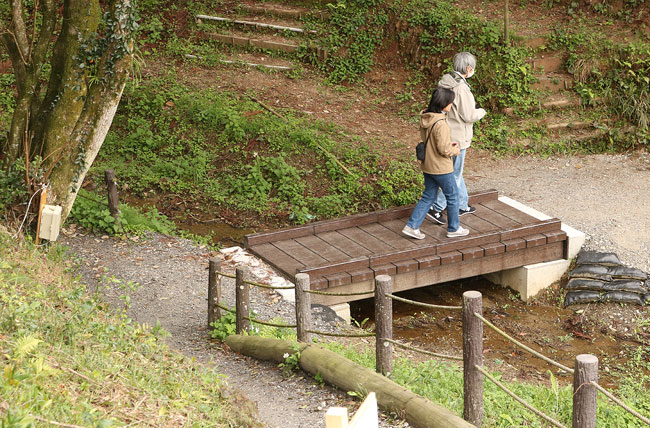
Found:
[415,119,444,162]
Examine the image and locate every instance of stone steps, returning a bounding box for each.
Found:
[238,2,329,20]
[192,3,328,67]
[183,52,295,70]
[196,14,316,35]
[532,72,574,92]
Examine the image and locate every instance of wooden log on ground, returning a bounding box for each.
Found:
[225,335,475,428]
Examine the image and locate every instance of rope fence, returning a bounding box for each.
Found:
[208,262,650,428]
[305,329,375,338]
[303,288,375,297]
[215,270,295,289]
[386,293,462,310]
[215,303,236,314]
[243,316,297,329]
[473,312,574,374]
[591,381,650,426]
[475,365,568,428]
[383,338,463,361]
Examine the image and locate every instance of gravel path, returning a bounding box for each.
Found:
[467,152,650,272]
[60,151,649,427]
[60,231,406,428]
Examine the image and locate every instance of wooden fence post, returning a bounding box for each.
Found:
[463,290,483,427]
[572,354,598,428]
[235,266,250,334]
[375,275,393,376]
[104,169,120,218]
[295,273,313,343]
[208,259,221,329]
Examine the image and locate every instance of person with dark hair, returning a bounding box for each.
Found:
[427,52,486,225]
[402,87,470,240]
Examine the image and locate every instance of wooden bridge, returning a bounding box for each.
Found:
[244,190,568,305]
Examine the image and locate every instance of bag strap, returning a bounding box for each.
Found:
[424,118,446,155]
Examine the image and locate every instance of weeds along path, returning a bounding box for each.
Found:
[162,56,650,272]
[60,231,406,428]
[147,57,418,158]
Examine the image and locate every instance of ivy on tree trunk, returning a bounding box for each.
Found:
[1,0,136,221]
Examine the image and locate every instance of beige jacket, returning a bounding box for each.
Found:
[419,112,460,175]
[438,72,486,149]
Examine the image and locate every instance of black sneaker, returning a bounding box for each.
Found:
[426,209,444,224]
[459,206,476,216]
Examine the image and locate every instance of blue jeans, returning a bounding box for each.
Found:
[432,148,468,212]
[407,172,459,232]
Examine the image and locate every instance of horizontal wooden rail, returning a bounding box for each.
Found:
[196,14,316,33]
[476,365,568,428]
[474,312,574,374]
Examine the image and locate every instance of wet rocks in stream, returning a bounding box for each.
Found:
[564,251,650,307]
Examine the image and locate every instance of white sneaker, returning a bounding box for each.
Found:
[447,226,469,238]
[402,225,425,240]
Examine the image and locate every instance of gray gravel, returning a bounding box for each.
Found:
[59,151,649,427]
[60,230,407,428]
[467,152,650,273]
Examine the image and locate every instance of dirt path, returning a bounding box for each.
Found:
[64,56,650,427]
[60,232,406,428]
[60,149,650,427]
[466,152,650,273]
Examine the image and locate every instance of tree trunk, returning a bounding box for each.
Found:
[1,0,135,222]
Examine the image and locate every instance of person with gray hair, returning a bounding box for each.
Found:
[427,52,486,225]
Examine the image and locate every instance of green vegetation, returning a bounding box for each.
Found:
[209,315,650,427]
[91,77,422,227]
[69,189,175,236]
[309,0,389,84]
[0,231,261,427]
[398,0,538,111]
[550,26,650,147]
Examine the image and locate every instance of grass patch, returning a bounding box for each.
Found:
[92,76,422,228]
[0,230,262,427]
[209,314,650,427]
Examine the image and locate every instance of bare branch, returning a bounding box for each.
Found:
[30,0,58,67]
[9,0,30,59]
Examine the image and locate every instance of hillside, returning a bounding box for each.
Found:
[1,1,650,426]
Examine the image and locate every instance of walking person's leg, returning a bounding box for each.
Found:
[436,172,469,237]
[455,149,469,211]
[430,149,468,221]
[403,173,439,239]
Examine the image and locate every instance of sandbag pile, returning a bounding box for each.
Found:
[564,251,650,307]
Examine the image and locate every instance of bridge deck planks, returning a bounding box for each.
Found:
[245,190,568,295]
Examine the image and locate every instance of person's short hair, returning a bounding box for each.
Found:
[426,87,455,113]
[453,52,477,74]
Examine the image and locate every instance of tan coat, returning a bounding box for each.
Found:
[438,72,486,149]
[419,112,460,175]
